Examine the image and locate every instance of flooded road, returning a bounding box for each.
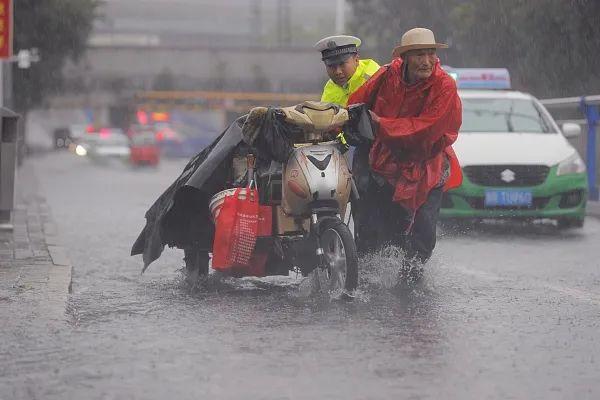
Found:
[2,152,600,399]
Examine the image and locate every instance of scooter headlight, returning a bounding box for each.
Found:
[556,152,586,176]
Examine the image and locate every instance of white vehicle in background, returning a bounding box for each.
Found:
[440,68,588,228]
[77,128,131,162]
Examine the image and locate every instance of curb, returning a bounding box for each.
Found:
[35,186,74,300]
[23,162,74,315]
[35,207,74,322]
[47,245,73,294]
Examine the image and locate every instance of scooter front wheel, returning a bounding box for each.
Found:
[317,219,359,293]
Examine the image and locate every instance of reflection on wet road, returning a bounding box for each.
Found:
[1,152,599,399]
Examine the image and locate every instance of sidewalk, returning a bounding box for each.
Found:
[0,161,72,325]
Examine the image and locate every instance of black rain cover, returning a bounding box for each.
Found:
[130,109,294,271]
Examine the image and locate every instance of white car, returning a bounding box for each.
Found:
[79,128,131,162]
[440,68,588,228]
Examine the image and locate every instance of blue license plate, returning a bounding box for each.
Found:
[484,190,533,207]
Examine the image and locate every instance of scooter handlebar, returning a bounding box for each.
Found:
[344,103,375,146]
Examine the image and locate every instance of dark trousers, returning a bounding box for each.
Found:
[354,178,443,263]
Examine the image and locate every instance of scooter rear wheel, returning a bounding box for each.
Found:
[317,219,359,294]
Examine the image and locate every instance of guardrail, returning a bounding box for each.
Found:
[540,95,600,200]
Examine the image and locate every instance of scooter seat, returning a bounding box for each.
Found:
[279,101,349,133]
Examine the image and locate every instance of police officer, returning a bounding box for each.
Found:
[314,35,380,240]
[315,35,380,107]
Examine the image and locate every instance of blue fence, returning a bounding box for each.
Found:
[541,95,600,201]
[581,99,599,200]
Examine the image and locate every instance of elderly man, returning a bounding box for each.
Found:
[348,28,463,280]
[315,35,380,107]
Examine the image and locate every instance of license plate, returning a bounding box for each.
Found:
[484,189,533,207]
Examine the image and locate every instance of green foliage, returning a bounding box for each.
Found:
[347,0,463,64]
[348,0,600,97]
[13,0,99,111]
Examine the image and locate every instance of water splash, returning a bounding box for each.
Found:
[179,267,303,295]
[176,245,431,302]
[359,245,406,289]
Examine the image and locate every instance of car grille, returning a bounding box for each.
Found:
[463,165,550,187]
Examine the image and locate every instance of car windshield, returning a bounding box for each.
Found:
[460,98,556,133]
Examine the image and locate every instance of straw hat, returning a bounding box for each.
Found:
[392,28,448,58]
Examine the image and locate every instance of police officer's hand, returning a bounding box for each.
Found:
[336,132,350,153]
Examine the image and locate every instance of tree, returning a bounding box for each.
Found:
[13,0,99,112]
[347,0,463,66]
[348,0,600,97]
[451,0,600,97]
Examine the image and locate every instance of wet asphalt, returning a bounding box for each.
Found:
[1,151,599,400]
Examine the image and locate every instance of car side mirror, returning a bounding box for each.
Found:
[562,122,581,138]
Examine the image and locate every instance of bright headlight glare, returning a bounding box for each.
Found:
[556,153,586,176]
[75,144,87,156]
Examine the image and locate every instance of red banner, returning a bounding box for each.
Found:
[0,0,12,59]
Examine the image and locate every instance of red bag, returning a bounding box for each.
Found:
[212,188,260,271]
[245,205,273,276]
[257,205,273,237]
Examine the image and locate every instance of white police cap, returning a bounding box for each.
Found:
[314,35,362,66]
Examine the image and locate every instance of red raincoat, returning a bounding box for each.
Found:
[348,58,462,211]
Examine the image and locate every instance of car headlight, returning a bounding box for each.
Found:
[556,152,586,176]
[75,144,88,156]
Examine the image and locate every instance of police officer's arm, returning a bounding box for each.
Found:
[320,80,340,105]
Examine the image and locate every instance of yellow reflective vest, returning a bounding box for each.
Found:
[320,58,381,107]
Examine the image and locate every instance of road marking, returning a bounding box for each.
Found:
[541,283,600,307]
[449,264,600,307]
